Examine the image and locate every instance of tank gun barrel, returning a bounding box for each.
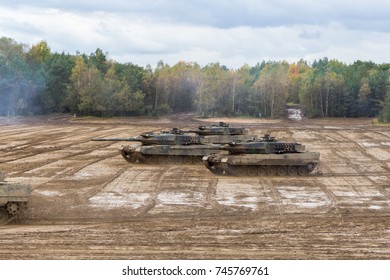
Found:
[91,137,139,141]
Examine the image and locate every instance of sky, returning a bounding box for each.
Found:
[0,0,389,68]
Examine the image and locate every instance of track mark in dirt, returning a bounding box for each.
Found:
[135,167,175,217]
[317,181,343,220]
[2,115,390,259]
[2,142,119,177]
[204,178,222,210]
[375,186,390,199]
[263,179,285,224]
[334,131,390,173]
[135,197,157,217]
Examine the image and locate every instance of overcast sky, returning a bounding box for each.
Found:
[0,0,389,68]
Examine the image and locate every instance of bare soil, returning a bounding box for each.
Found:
[0,114,389,259]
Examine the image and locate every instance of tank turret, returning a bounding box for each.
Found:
[185,122,248,135]
[92,128,200,146]
[203,134,320,176]
[221,134,305,154]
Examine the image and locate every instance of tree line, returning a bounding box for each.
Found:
[1,37,389,121]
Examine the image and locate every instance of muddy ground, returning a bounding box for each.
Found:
[0,114,389,259]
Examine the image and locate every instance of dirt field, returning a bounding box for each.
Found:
[0,114,389,259]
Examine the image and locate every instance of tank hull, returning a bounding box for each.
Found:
[0,181,32,225]
[198,134,255,144]
[203,152,320,176]
[121,144,228,164]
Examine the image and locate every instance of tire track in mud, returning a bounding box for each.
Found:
[2,140,119,176]
[25,155,129,221]
[263,179,285,224]
[316,181,343,220]
[3,116,390,259]
[22,149,128,221]
[2,215,390,259]
[327,131,390,196]
[376,186,390,199]
[133,166,210,217]
[317,171,390,177]
[334,131,390,172]
[318,147,390,180]
[204,178,219,209]
[134,167,177,217]
[1,124,145,176]
[1,126,95,149]
[0,125,128,165]
[74,164,129,203]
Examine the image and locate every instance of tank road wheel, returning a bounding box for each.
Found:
[192,156,203,163]
[6,202,20,216]
[266,166,277,176]
[166,156,176,164]
[297,166,308,176]
[145,155,159,164]
[183,156,194,165]
[141,155,150,163]
[175,156,184,165]
[247,166,258,176]
[235,166,249,177]
[277,166,288,176]
[287,166,297,176]
[257,166,267,176]
[136,155,147,164]
[306,163,316,173]
[0,208,9,225]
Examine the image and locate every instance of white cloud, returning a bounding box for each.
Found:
[0,1,389,68]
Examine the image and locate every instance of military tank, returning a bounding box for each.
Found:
[0,171,32,225]
[91,122,256,164]
[203,134,320,176]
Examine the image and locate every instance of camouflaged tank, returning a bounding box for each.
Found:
[203,134,320,176]
[91,122,256,164]
[0,171,32,225]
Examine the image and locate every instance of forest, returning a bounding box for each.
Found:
[1,37,389,121]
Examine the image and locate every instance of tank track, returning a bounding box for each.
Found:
[204,162,317,176]
[121,149,203,164]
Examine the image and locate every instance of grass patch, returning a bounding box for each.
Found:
[372,118,390,126]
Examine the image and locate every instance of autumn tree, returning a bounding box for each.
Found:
[196,63,232,116]
[3,36,390,120]
[299,58,346,117]
[0,37,45,115]
[40,52,74,113]
[66,56,104,115]
[287,59,311,105]
[381,69,390,122]
[166,61,201,113]
[26,41,51,66]
[253,62,289,117]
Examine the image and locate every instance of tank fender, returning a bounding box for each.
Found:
[0,198,8,206]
